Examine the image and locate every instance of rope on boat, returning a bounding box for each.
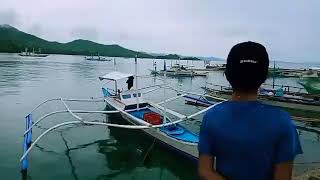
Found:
[156,93,187,106]
[20,101,224,163]
[166,86,226,102]
[143,137,156,163]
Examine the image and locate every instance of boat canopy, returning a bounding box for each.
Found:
[99,71,133,81]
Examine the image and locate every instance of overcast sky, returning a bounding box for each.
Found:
[0,0,319,62]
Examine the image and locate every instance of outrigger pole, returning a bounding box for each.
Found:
[20,98,224,166]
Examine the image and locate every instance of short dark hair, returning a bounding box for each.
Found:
[225,41,269,91]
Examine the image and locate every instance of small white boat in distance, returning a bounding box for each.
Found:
[19,48,49,57]
[85,55,112,61]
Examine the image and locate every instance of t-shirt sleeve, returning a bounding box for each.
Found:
[198,113,214,155]
[274,113,303,164]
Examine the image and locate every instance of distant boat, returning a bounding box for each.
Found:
[205,63,226,71]
[85,54,112,61]
[151,63,208,77]
[298,69,320,95]
[19,48,49,57]
[299,79,320,95]
[200,82,320,118]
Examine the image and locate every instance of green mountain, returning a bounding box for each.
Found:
[0,24,206,60]
[156,54,181,59]
[0,24,152,58]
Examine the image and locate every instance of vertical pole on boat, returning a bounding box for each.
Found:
[135,55,139,110]
[273,60,275,89]
[113,58,116,70]
[115,81,118,96]
[163,59,167,123]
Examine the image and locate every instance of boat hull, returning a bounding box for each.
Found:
[105,98,199,161]
[120,112,198,160]
[19,54,48,57]
[202,89,320,118]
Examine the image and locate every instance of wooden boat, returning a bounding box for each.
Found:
[200,83,320,118]
[99,71,199,160]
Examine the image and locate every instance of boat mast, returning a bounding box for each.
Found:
[115,80,118,96]
[273,60,275,89]
[135,55,139,110]
[163,59,167,123]
[153,59,155,71]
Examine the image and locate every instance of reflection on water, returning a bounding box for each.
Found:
[0,53,320,179]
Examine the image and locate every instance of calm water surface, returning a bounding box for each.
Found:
[0,53,319,180]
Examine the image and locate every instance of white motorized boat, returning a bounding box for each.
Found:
[19,48,49,57]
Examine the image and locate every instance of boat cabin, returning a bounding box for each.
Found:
[99,71,148,110]
[120,91,148,110]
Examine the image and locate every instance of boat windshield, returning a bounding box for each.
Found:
[122,94,131,99]
[133,93,141,97]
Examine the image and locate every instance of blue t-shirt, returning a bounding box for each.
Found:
[198,101,302,180]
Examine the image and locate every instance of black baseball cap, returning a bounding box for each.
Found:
[225,41,269,91]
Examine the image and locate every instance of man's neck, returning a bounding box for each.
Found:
[232,90,258,101]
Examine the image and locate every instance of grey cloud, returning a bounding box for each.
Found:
[27,24,43,36]
[0,0,319,62]
[70,27,100,41]
[0,9,20,26]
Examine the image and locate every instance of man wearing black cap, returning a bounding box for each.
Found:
[198,42,302,180]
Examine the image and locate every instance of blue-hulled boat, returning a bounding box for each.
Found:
[99,71,199,160]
